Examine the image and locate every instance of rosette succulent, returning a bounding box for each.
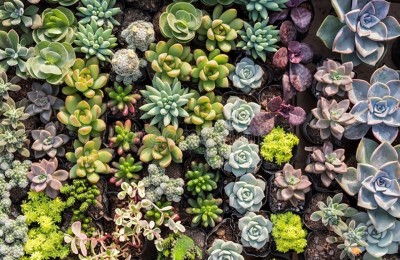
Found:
[121,21,155,51]
[77,0,121,28]
[105,83,140,116]
[27,158,69,199]
[223,96,261,134]
[235,0,289,22]
[108,119,142,155]
[0,72,19,105]
[191,49,235,92]
[310,97,355,140]
[185,161,219,197]
[314,59,355,97]
[0,124,29,157]
[224,137,260,177]
[229,57,264,94]
[0,98,29,129]
[207,239,244,260]
[110,154,143,186]
[317,0,400,66]
[0,0,41,29]
[239,212,273,250]
[31,122,70,158]
[186,194,223,228]
[145,40,193,84]
[159,2,202,43]
[26,82,64,123]
[305,141,347,187]
[225,173,266,214]
[345,65,400,143]
[274,163,312,207]
[197,5,243,52]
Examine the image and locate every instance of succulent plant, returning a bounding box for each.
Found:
[223,96,261,134]
[27,158,68,199]
[186,193,223,228]
[317,0,400,66]
[174,0,236,5]
[62,57,109,99]
[105,83,140,116]
[108,119,142,156]
[31,122,69,159]
[74,20,117,62]
[314,59,355,97]
[237,19,280,62]
[197,5,243,52]
[26,41,76,85]
[236,0,289,22]
[157,232,202,260]
[225,173,266,214]
[274,163,311,207]
[32,7,76,44]
[0,29,34,78]
[207,239,244,260]
[310,193,357,230]
[336,138,400,233]
[0,98,29,129]
[224,137,260,177]
[0,124,29,157]
[185,161,220,197]
[138,124,184,168]
[111,48,147,85]
[191,49,235,92]
[0,72,20,102]
[159,2,202,43]
[77,0,121,28]
[345,65,400,143]
[121,20,155,51]
[26,82,64,123]
[0,0,41,29]
[140,77,193,129]
[145,40,193,84]
[309,97,355,140]
[229,57,264,94]
[145,199,175,226]
[66,137,114,184]
[110,154,143,186]
[57,95,106,143]
[270,1,312,34]
[239,212,273,249]
[45,0,79,5]
[184,90,224,132]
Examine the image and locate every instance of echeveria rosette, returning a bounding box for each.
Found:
[0,0,41,30]
[223,96,261,134]
[31,122,69,159]
[239,212,273,250]
[345,66,400,143]
[229,57,264,94]
[225,173,266,214]
[317,0,400,66]
[336,138,400,233]
[207,239,244,260]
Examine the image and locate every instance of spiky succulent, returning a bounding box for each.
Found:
[207,239,244,260]
[197,4,243,52]
[121,20,155,51]
[140,77,193,129]
[0,0,41,29]
[224,137,260,177]
[105,83,140,116]
[229,57,264,94]
[62,57,109,98]
[237,19,280,62]
[239,212,273,250]
[112,49,147,85]
[186,193,223,228]
[0,124,29,157]
[31,122,69,159]
[223,96,261,134]
[66,137,114,184]
[110,154,143,186]
[235,0,289,22]
[74,20,117,62]
[0,72,20,102]
[185,161,220,197]
[77,0,121,28]
[145,40,193,84]
[108,119,142,155]
[1,98,29,129]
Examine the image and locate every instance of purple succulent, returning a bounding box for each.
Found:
[31,122,69,158]
[270,0,312,34]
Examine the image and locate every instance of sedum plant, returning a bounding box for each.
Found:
[224,137,260,177]
[140,77,193,129]
[235,0,289,22]
[229,57,264,94]
[0,214,28,260]
[31,122,69,158]
[144,200,175,226]
[66,137,114,184]
[239,212,273,250]
[197,4,244,52]
[225,173,266,214]
[26,41,76,85]
[237,19,280,62]
[207,239,244,260]
[0,72,20,102]
[185,193,223,228]
[106,83,141,116]
[63,57,109,99]
[3,159,31,189]
[157,233,202,260]
[110,154,142,186]
[0,98,29,129]
[274,163,312,207]
[112,48,147,85]
[145,40,193,84]
[0,0,41,30]
[191,49,235,92]
[77,0,121,28]
[0,124,29,157]
[305,141,347,188]
[309,97,355,140]
[185,161,220,197]
[121,21,155,51]
[108,119,142,155]
[223,96,261,134]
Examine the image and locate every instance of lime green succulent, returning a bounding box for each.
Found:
[111,154,143,186]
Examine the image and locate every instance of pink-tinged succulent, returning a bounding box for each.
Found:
[274,163,312,207]
[27,158,69,198]
[305,141,347,187]
[31,122,70,158]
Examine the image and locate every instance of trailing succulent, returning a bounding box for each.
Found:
[223,96,261,134]
[121,21,155,51]
[236,0,289,22]
[239,212,273,250]
[224,137,260,177]
[185,193,223,228]
[110,154,142,186]
[31,122,69,159]
[108,119,142,156]
[106,83,141,116]
[77,0,121,28]
[207,239,244,260]
[229,57,264,94]
[185,161,220,197]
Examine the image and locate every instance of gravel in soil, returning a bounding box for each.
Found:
[303,193,329,231]
[305,231,341,260]
[206,219,236,248]
[269,182,306,213]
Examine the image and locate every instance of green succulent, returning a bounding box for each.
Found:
[174,0,235,5]
[0,29,34,78]
[237,19,280,62]
[197,5,243,52]
[66,137,114,184]
[186,193,223,228]
[74,19,117,62]
[1,98,29,129]
[63,57,109,98]
[77,0,121,28]
[111,154,142,185]
[208,239,244,260]
[57,95,106,143]
[140,77,194,129]
[108,119,142,156]
[145,200,174,226]
[191,49,234,92]
[0,71,20,101]
[0,123,29,157]
[157,233,202,260]
[105,83,141,116]
[138,124,184,168]
[185,161,220,197]
[26,41,76,85]
[0,0,41,29]
[145,40,193,84]
[32,7,76,44]
[159,2,202,43]
[46,0,79,6]
[235,0,289,22]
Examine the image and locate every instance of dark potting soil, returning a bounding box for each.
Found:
[184,228,207,251]
[269,182,306,213]
[303,193,329,231]
[206,220,236,248]
[304,231,341,260]
[259,86,282,109]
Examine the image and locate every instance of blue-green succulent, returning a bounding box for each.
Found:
[229,57,264,93]
[77,0,121,28]
[224,137,260,177]
[235,0,289,22]
[223,96,261,134]
[239,212,273,250]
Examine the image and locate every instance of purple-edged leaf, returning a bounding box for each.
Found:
[270,10,290,23]
[282,72,297,101]
[288,41,303,64]
[289,106,307,125]
[291,7,312,33]
[267,96,283,112]
[286,0,307,8]
[273,47,288,69]
[280,21,297,46]
[289,63,313,92]
[248,112,276,136]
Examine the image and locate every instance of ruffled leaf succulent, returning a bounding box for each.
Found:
[185,161,220,197]
[77,0,121,28]
[239,212,273,250]
[31,122,69,158]
[224,137,260,177]
[229,57,264,94]
[108,119,142,156]
[186,193,223,228]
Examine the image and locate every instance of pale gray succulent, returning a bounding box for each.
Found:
[224,137,260,177]
[31,122,69,158]
[229,57,264,94]
[239,212,273,250]
[121,21,155,51]
[111,49,147,85]
[223,96,261,134]
[207,239,244,260]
